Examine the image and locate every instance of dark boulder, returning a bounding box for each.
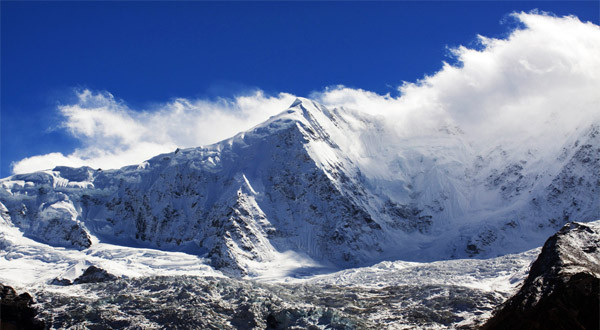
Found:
[50,278,72,286]
[72,265,118,284]
[0,283,45,330]
[482,222,600,330]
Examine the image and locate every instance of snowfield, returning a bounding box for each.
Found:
[0,222,222,289]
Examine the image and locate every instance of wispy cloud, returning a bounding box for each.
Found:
[12,90,296,173]
[11,12,600,174]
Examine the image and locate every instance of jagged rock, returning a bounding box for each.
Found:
[31,275,502,329]
[50,278,72,286]
[72,266,118,284]
[0,283,45,330]
[482,222,600,330]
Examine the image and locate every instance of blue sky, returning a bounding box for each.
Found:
[1,1,598,177]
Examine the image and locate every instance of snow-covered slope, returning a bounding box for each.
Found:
[1,98,598,275]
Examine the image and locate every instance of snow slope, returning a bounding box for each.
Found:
[0,98,598,275]
[0,221,222,289]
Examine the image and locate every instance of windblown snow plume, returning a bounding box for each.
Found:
[12,91,296,173]
[314,12,600,149]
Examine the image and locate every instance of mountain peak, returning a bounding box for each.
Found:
[289,98,303,108]
[0,96,598,276]
[289,97,313,109]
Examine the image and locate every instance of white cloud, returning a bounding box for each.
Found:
[12,153,88,174]
[312,12,600,149]
[11,12,600,174]
[12,91,296,174]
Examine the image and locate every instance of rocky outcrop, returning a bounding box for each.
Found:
[51,265,118,286]
[72,266,118,284]
[0,283,45,330]
[32,275,504,329]
[50,278,72,286]
[482,222,600,330]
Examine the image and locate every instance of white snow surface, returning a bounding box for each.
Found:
[0,222,222,290]
[304,249,540,297]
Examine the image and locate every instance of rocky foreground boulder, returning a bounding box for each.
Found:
[482,222,600,330]
[0,283,45,330]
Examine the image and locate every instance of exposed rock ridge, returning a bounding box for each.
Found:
[482,221,600,330]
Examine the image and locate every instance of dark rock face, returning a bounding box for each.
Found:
[72,266,118,284]
[50,278,72,286]
[483,222,600,330]
[0,283,45,330]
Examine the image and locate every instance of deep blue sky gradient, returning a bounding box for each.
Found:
[1,1,598,177]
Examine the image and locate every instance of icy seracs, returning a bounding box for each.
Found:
[0,98,598,275]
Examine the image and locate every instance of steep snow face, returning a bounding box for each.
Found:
[0,171,93,250]
[452,123,600,258]
[283,99,599,260]
[0,98,598,274]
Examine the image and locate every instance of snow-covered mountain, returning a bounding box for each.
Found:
[1,98,598,275]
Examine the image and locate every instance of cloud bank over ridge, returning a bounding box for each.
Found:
[11,12,600,174]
